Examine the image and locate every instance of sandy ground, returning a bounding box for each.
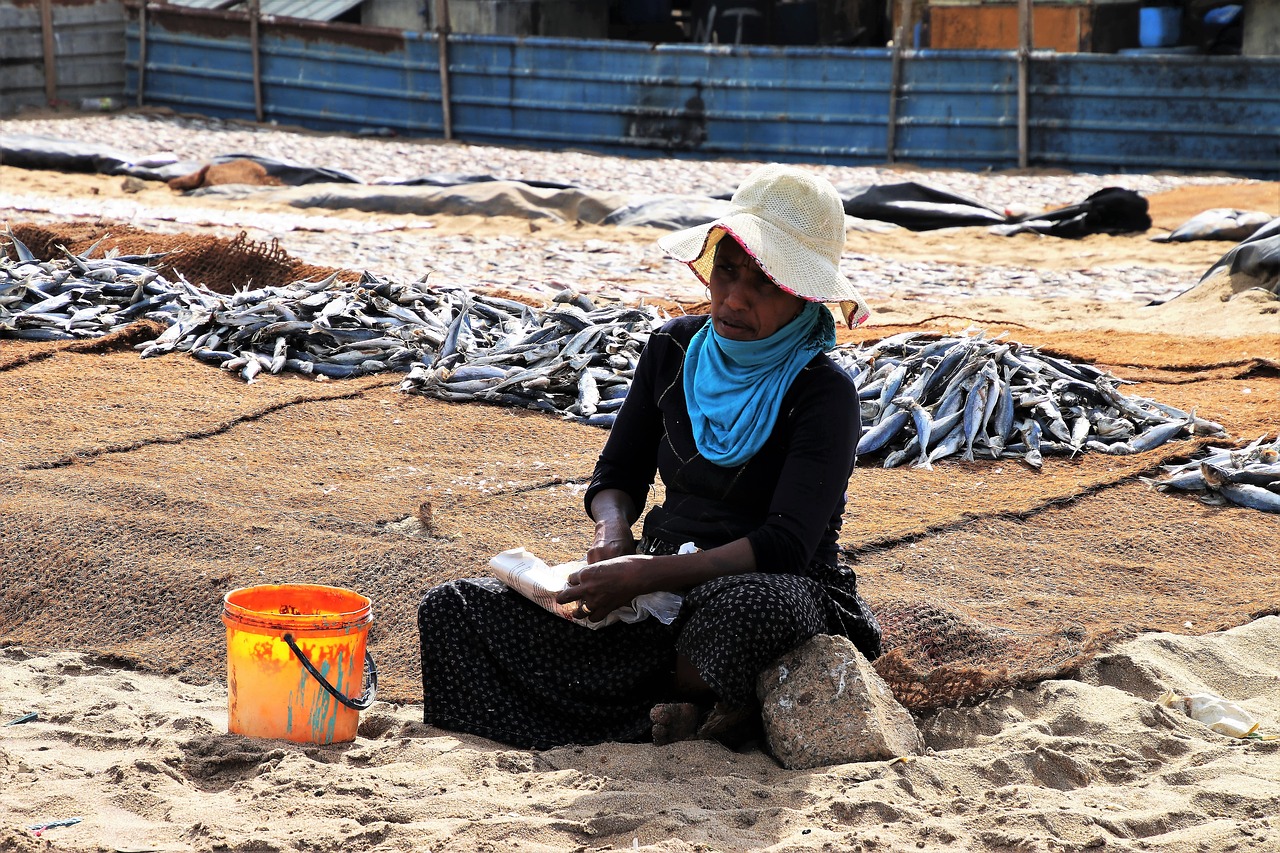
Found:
[3,623,1277,853]
[2,149,1279,852]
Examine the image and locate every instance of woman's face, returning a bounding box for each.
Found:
[707,237,807,342]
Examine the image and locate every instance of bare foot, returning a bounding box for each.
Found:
[696,702,762,749]
[650,702,701,745]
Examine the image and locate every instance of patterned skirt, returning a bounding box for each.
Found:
[417,538,881,749]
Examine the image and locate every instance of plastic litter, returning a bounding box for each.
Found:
[1158,690,1263,738]
[4,712,38,726]
[28,817,83,836]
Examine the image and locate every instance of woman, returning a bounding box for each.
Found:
[418,164,881,750]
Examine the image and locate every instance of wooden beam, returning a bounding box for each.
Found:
[250,0,263,123]
[435,0,453,140]
[137,2,149,108]
[886,0,913,163]
[40,0,58,105]
[1017,0,1033,168]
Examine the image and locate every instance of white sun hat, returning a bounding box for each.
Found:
[657,163,870,327]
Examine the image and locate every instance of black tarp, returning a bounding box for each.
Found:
[2,134,1159,239]
[994,187,1152,238]
[1199,216,1280,284]
[836,181,1008,231]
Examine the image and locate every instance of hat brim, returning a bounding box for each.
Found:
[657,213,870,327]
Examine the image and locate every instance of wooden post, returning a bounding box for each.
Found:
[250,0,264,123]
[1017,0,1032,168]
[435,0,453,140]
[886,0,913,163]
[40,0,58,106]
[137,1,148,107]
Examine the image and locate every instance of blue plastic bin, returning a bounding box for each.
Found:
[1139,7,1182,47]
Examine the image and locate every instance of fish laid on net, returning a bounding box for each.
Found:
[830,330,1228,471]
[0,231,191,341]
[1141,433,1280,513]
[0,230,1231,463]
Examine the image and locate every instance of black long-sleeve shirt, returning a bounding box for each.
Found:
[584,314,860,573]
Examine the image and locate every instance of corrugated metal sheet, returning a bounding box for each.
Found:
[120,10,1280,178]
[165,0,237,9]
[1029,54,1279,175]
[0,0,127,116]
[258,0,363,21]
[166,0,364,19]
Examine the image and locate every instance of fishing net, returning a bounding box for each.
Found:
[3,222,356,293]
[0,283,1277,718]
[870,600,1119,712]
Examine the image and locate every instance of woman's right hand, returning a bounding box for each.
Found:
[557,555,651,621]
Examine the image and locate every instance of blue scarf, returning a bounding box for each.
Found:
[683,302,836,468]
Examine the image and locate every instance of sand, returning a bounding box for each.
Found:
[2,142,1280,851]
[3,621,1278,852]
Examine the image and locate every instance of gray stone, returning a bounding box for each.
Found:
[757,634,924,770]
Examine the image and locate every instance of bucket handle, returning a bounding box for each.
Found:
[282,633,378,712]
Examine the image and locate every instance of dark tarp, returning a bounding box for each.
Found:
[386,174,578,191]
[2,134,1158,239]
[136,153,362,185]
[835,181,1009,231]
[0,135,360,185]
[0,133,136,175]
[993,187,1152,239]
[1198,216,1280,284]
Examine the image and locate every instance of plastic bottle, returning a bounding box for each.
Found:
[79,97,121,112]
[1159,690,1259,737]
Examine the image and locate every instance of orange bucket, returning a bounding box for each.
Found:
[222,584,377,745]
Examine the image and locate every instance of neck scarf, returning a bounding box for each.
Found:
[683,301,836,467]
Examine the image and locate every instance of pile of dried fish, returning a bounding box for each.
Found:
[1,232,1232,458]
[828,330,1227,470]
[1,230,189,340]
[135,269,667,426]
[1141,434,1280,513]
[398,292,661,428]
[1,231,666,426]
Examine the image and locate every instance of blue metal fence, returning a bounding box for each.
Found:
[123,7,1280,178]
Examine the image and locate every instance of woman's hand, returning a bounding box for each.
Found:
[555,555,651,623]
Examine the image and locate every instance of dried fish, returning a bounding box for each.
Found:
[0,233,1236,463]
[830,329,1225,468]
[1141,434,1280,514]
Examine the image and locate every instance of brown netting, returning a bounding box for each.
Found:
[869,600,1119,712]
[1,263,1277,716]
[4,221,358,293]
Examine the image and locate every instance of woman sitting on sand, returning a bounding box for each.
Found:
[417,164,882,749]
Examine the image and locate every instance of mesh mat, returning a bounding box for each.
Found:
[4,222,357,294]
[870,600,1118,713]
[1,248,1278,715]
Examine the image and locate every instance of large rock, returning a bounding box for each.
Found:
[757,634,924,770]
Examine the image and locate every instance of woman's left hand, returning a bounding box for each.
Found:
[555,556,652,623]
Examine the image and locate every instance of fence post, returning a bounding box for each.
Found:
[1017,0,1033,168]
[250,0,264,123]
[137,1,148,107]
[40,0,58,105]
[435,0,453,140]
[886,0,912,163]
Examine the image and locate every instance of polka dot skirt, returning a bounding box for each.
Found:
[417,541,881,749]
